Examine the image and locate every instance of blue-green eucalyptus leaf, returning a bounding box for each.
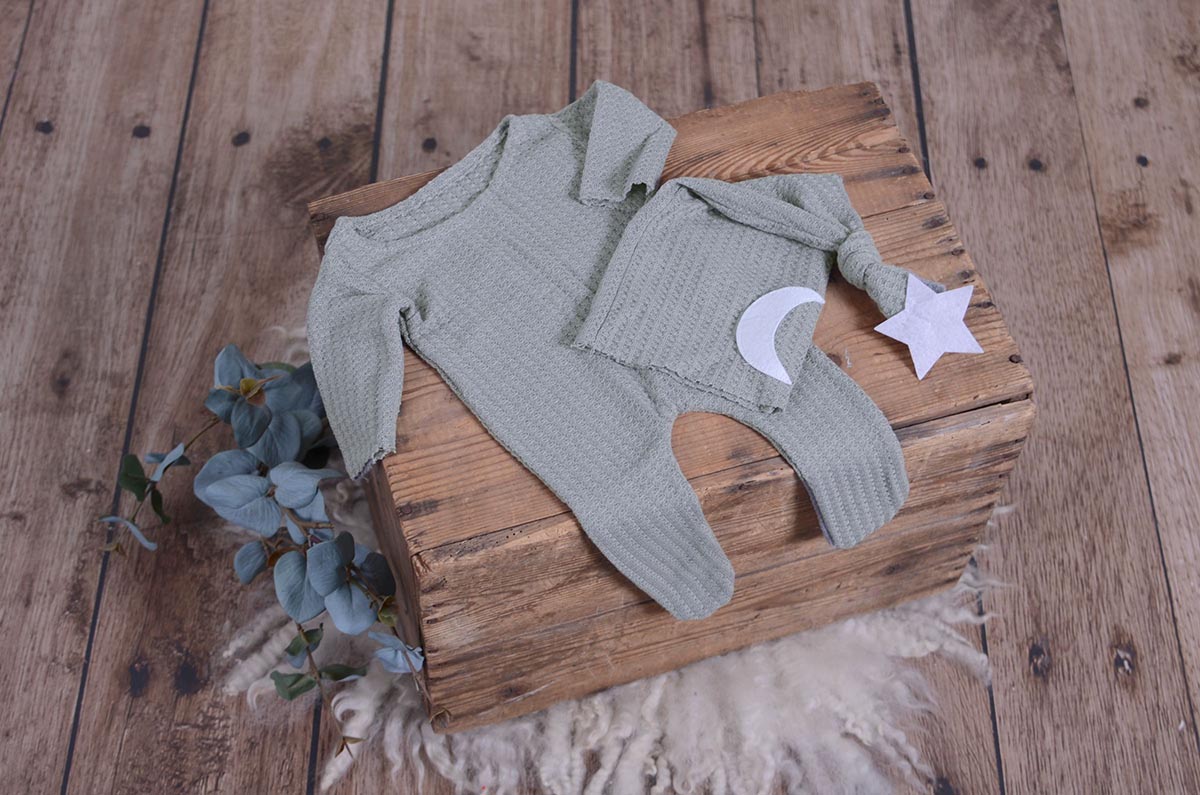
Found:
[279,362,324,416]
[204,473,269,509]
[307,537,350,596]
[204,388,238,422]
[233,541,268,585]
[231,399,272,449]
[194,450,259,492]
[324,583,375,635]
[369,631,424,674]
[359,552,397,597]
[285,522,306,545]
[149,442,188,483]
[117,454,149,500]
[284,626,323,668]
[256,361,297,374]
[200,473,280,536]
[262,372,305,413]
[332,531,355,563]
[273,551,326,623]
[213,344,259,387]
[269,462,341,508]
[269,671,317,701]
[294,410,323,455]
[299,491,328,525]
[149,488,169,525]
[194,452,280,536]
[99,515,157,551]
[319,663,367,682]
[246,411,303,467]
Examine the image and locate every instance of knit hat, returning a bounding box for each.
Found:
[574,173,918,413]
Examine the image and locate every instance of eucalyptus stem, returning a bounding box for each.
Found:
[184,414,223,449]
[350,576,432,708]
[296,621,356,759]
[280,505,335,536]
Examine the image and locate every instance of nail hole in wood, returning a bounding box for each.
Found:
[933,778,959,795]
[1028,640,1051,678]
[1113,644,1136,677]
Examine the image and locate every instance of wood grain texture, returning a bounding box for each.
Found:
[575,0,758,116]
[753,0,922,158]
[0,0,31,111]
[63,3,387,792]
[376,0,571,180]
[1058,0,1200,743]
[0,1,202,790]
[911,0,1200,789]
[310,80,1032,733]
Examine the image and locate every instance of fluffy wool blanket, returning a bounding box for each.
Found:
[221,476,996,795]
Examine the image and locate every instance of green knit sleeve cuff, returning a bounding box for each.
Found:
[306,236,408,480]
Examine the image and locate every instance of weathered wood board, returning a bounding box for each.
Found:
[64,2,387,792]
[0,1,203,790]
[308,81,1033,733]
[1059,0,1200,745]
[910,0,1200,790]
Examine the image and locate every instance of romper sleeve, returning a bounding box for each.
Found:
[561,81,677,207]
[306,242,409,479]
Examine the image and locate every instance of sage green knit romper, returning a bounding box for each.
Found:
[308,82,920,620]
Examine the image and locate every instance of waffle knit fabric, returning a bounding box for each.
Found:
[308,81,919,620]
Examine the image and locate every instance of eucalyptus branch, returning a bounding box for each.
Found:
[102,414,222,553]
[107,344,427,745]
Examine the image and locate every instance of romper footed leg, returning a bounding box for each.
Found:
[561,428,736,620]
[713,348,909,548]
[514,399,735,619]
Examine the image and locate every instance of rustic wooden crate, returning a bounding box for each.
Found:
[307,82,1034,734]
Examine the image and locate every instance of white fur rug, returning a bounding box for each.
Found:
[220,477,995,795]
[220,329,996,794]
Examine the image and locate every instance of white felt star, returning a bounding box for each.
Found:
[874,274,984,379]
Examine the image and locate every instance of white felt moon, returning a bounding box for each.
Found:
[735,286,825,385]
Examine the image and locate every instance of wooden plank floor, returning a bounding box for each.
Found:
[0,0,1196,792]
